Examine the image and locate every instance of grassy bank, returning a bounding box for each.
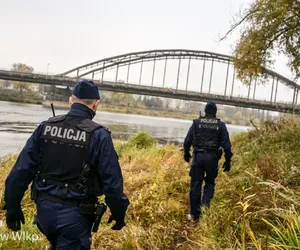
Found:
[0,118,299,249]
[0,89,43,104]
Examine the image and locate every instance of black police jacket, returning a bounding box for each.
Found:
[184,115,232,160]
[38,114,103,197]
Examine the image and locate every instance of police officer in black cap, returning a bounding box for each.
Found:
[183,101,232,221]
[4,80,129,249]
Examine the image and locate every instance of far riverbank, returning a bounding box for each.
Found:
[42,100,250,126]
[0,88,253,126]
[0,88,43,104]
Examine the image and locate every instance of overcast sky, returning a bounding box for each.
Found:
[0,0,258,73]
[0,0,297,102]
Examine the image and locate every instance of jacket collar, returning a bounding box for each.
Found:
[67,103,96,119]
[204,113,216,118]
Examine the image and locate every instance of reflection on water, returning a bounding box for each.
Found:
[0,101,250,157]
[0,122,36,134]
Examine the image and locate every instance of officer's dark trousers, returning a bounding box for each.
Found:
[189,152,219,219]
[35,199,93,250]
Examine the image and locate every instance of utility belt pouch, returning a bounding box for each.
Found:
[76,161,91,195]
[30,184,38,201]
[79,203,96,215]
[92,203,107,233]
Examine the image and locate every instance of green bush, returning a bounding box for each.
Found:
[127,131,157,149]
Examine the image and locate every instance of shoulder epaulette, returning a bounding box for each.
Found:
[48,115,66,123]
[77,119,106,133]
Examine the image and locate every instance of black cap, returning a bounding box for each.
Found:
[72,80,100,100]
[205,101,217,115]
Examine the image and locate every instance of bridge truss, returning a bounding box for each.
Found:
[58,49,299,108]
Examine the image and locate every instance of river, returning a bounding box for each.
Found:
[0,101,250,157]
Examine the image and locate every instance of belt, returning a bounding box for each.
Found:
[37,191,82,207]
[195,149,217,153]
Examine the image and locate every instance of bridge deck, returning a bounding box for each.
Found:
[0,70,299,114]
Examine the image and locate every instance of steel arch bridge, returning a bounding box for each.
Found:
[57,49,299,108]
[0,49,299,113]
[59,49,298,89]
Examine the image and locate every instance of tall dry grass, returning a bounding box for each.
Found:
[0,117,299,249]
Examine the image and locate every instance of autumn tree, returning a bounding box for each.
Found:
[12,63,34,95]
[110,92,135,107]
[223,0,300,84]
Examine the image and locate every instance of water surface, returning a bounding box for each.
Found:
[0,101,250,157]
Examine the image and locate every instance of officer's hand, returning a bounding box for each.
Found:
[107,215,126,230]
[6,207,25,231]
[184,153,191,163]
[222,160,231,172]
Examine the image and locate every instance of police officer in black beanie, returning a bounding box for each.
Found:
[4,80,129,249]
[183,101,232,221]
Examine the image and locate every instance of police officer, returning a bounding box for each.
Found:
[4,80,129,249]
[183,101,232,221]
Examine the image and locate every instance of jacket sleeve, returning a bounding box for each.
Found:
[183,124,193,155]
[91,129,129,219]
[219,122,232,160]
[4,123,43,209]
